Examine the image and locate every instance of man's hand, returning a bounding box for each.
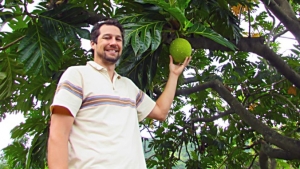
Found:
[169,55,191,76]
[147,55,191,121]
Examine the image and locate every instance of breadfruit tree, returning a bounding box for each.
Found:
[0,0,300,168]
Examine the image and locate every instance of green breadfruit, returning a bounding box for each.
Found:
[169,38,192,63]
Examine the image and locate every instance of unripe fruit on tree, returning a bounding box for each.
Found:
[169,38,192,63]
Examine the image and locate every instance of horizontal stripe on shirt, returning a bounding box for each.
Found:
[136,90,144,107]
[81,92,145,109]
[56,80,83,99]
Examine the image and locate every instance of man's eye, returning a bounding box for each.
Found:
[117,39,122,41]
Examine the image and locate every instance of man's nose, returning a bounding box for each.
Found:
[109,38,117,45]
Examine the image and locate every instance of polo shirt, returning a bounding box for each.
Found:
[50,61,156,169]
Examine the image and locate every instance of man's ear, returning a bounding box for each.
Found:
[90,41,95,50]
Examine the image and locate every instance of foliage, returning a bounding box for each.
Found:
[1,0,300,168]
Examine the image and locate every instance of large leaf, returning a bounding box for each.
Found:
[15,76,55,112]
[141,0,193,30]
[39,5,90,42]
[123,21,164,55]
[25,125,49,169]
[17,23,62,76]
[9,109,49,169]
[2,141,28,169]
[0,52,24,99]
[7,5,31,30]
[187,23,237,50]
[117,45,161,90]
[177,0,191,10]
[118,13,145,23]
[69,0,113,18]
[0,72,6,79]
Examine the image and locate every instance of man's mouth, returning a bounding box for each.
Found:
[105,49,119,54]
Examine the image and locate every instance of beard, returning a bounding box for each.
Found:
[97,51,120,64]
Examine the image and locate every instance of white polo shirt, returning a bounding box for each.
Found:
[51,61,156,169]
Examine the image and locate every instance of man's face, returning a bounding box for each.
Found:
[91,25,123,64]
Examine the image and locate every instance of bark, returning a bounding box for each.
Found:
[170,80,300,157]
[259,147,269,169]
[261,141,300,160]
[190,109,235,123]
[210,80,300,157]
[262,0,300,44]
[187,36,300,90]
[270,158,276,169]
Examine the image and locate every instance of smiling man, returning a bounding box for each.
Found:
[47,19,191,169]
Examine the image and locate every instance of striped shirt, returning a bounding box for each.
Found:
[51,61,156,169]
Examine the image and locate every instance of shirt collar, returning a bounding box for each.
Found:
[87,61,105,70]
[87,61,121,79]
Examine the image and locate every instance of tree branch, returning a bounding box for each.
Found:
[187,36,300,90]
[190,109,235,123]
[23,0,36,19]
[0,35,25,51]
[210,80,300,157]
[248,154,258,169]
[156,78,300,156]
[273,29,288,42]
[264,5,276,46]
[175,81,213,96]
[259,146,269,169]
[261,141,300,160]
[262,0,300,44]
[182,76,199,84]
[154,80,213,97]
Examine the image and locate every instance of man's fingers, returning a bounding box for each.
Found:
[169,55,174,63]
[182,56,191,66]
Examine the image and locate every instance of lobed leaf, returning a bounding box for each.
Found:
[39,5,90,42]
[17,23,62,76]
[0,72,6,79]
[123,21,164,55]
[177,0,191,10]
[69,0,113,18]
[187,23,236,50]
[143,0,192,30]
[117,45,161,90]
[0,52,24,100]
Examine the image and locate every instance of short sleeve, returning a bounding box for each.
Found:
[50,67,83,117]
[136,90,156,122]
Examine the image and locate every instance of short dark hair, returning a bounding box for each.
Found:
[90,19,124,56]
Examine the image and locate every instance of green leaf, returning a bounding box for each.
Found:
[39,5,90,41]
[123,21,164,55]
[72,0,113,18]
[151,22,164,51]
[117,45,161,90]
[16,76,53,112]
[2,141,28,168]
[17,23,62,76]
[25,126,49,169]
[0,52,24,99]
[6,5,31,30]
[0,11,14,22]
[177,0,191,10]
[142,0,192,30]
[118,14,144,24]
[0,72,6,79]
[187,23,236,50]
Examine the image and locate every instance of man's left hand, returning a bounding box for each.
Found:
[169,55,191,76]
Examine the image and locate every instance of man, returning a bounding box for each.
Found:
[47,19,191,169]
